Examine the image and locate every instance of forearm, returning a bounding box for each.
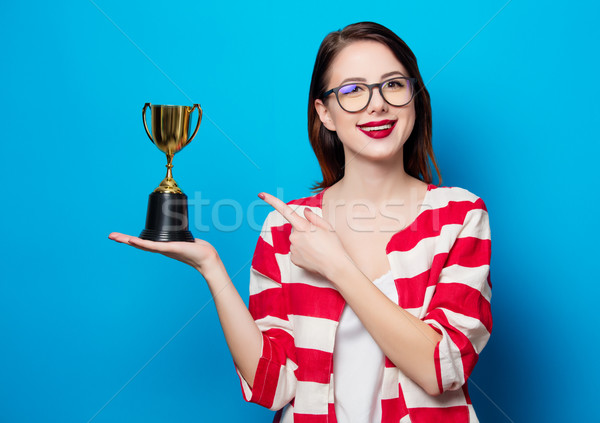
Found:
[200,259,263,388]
[328,260,442,396]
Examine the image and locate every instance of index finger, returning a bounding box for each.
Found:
[258,192,309,231]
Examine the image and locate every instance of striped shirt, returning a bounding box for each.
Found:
[237,185,492,422]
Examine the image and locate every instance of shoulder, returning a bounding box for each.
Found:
[425,185,490,238]
[426,185,487,214]
[426,186,490,243]
[428,185,484,205]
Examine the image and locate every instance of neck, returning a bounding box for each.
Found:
[334,151,419,204]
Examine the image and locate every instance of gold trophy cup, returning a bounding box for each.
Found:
[139,103,202,242]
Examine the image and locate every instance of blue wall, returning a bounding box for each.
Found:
[1,1,598,421]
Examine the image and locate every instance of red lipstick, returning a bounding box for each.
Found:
[357,120,397,139]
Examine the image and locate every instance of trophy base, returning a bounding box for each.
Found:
[139,192,195,242]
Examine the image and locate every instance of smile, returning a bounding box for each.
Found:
[357,120,397,139]
[362,123,394,131]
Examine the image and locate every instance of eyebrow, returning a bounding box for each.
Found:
[382,70,407,79]
[338,71,408,86]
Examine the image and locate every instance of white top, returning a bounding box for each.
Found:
[333,270,399,422]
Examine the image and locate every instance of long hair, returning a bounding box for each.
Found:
[308,21,441,190]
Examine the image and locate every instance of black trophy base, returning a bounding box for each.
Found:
[139,192,195,242]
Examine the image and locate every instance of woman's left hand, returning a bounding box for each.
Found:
[259,192,348,280]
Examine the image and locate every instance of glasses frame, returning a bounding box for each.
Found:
[322,77,418,113]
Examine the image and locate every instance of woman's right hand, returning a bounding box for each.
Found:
[108,232,221,276]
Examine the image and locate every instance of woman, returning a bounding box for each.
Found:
[110,22,491,423]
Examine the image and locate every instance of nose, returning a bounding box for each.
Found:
[367,87,387,114]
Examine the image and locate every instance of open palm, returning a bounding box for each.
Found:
[108,232,219,273]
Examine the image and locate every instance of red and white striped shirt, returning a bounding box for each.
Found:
[237,185,492,422]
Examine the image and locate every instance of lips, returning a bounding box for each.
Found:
[357,119,397,139]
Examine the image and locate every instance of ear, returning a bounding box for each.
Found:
[315,99,336,132]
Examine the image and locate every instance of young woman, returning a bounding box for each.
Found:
[110,22,492,423]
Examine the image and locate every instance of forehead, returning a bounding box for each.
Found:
[327,40,408,85]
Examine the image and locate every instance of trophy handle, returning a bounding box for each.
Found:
[142,103,154,143]
[187,104,203,144]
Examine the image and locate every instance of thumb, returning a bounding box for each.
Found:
[304,208,332,230]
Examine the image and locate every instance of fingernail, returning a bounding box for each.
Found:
[258,193,265,199]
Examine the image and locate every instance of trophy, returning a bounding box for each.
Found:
[139,103,202,242]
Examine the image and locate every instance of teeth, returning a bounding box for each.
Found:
[360,124,393,131]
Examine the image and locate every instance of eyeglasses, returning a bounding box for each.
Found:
[322,77,417,113]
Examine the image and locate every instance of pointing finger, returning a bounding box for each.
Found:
[258,192,309,231]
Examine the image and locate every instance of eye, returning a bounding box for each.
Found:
[339,84,364,96]
[383,79,406,90]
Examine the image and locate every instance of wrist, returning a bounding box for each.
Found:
[200,257,235,295]
[195,251,224,278]
[324,253,354,286]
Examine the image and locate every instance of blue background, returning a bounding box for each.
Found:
[1,0,598,421]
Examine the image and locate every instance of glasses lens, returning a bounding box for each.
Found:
[337,83,369,112]
[381,78,413,107]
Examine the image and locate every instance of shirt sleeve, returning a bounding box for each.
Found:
[236,212,298,410]
[423,197,492,394]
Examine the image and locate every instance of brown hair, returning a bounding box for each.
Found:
[308,21,441,190]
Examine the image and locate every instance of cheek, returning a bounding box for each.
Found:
[398,107,416,140]
[326,110,351,134]
[335,121,360,143]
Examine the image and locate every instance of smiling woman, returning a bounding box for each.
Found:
[308,24,439,193]
[314,41,419,177]
[110,21,491,423]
